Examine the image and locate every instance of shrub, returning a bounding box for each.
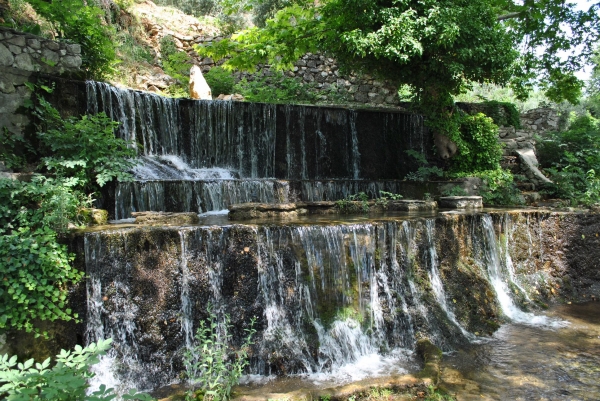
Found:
[537,114,600,204]
[204,67,235,97]
[33,96,136,195]
[183,305,256,401]
[480,100,521,129]
[234,72,318,104]
[160,36,193,97]
[0,338,154,400]
[449,113,503,174]
[0,175,92,335]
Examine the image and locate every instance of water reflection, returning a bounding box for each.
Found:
[441,302,600,401]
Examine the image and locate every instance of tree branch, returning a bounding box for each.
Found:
[497,12,524,21]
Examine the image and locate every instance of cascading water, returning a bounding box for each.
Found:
[475,214,566,327]
[82,213,566,390]
[423,220,476,340]
[85,82,431,217]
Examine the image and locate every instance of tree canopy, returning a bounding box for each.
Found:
[198,0,600,106]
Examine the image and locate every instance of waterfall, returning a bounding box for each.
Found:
[78,211,577,392]
[477,215,565,327]
[423,220,475,340]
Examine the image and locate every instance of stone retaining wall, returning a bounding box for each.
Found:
[145,24,400,106]
[0,27,82,157]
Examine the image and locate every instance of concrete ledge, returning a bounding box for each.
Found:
[229,200,438,220]
[438,196,483,209]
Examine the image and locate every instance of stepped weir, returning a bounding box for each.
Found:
[54,82,600,397]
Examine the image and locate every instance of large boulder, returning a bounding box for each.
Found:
[189,65,211,100]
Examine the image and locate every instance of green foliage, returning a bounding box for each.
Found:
[454,169,522,206]
[0,338,154,400]
[422,385,455,401]
[448,113,503,175]
[234,72,318,104]
[116,31,155,65]
[480,101,521,129]
[335,192,369,213]
[204,67,235,97]
[0,83,136,335]
[0,128,34,171]
[184,305,256,401]
[441,186,468,197]
[0,175,92,335]
[404,150,444,182]
[33,97,136,194]
[160,36,193,97]
[24,0,117,79]
[537,114,600,205]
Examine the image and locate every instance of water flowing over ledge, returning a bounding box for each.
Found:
[85,81,430,181]
[69,211,600,392]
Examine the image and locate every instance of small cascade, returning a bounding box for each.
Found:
[476,215,564,327]
[423,221,475,340]
[114,180,281,219]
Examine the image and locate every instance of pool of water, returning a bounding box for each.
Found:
[441,302,600,401]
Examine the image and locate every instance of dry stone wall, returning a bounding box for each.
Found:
[147,26,401,106]
[0,27,82,153]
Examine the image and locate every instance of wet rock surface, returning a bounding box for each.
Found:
[438,196,483,209]
[132,211,200,225]
[47,210,600,391]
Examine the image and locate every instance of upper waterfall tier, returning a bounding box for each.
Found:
[85,81,430,180]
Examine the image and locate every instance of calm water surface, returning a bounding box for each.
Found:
[441,302,600,401]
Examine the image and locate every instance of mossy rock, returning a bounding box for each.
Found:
[79,208,108,225]
[416,338,442,384]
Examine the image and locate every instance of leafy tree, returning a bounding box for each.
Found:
[197,0,599,149]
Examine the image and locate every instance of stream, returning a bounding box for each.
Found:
[441,301,600,401]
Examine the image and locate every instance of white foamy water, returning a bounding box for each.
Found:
[132,155,236,180]
[306,348,412,385]
[480,215,568,329]
[198,209,230,217]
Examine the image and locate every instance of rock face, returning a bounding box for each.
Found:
[228,200,437,220]
[189,65,211,100]
[515,148,553,187]
[79,208,109,226]
[62,211,600,390]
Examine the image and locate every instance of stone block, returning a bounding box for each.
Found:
[7,35,26,47]
[8,44,21,55]
[354,91,368,102]
[27,38,41,49]
[0,79,15,94]
[62,55,82,69]
[42,48,60,65]
[14,53,34,71]
[439,196,483,209]
[132,211,200,225]
[45,41,60,51]
[0,43,14,67]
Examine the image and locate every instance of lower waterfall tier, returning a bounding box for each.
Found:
[68,211,599,392]
[111,179,463,220]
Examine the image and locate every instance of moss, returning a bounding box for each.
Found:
[416,338,442,383]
